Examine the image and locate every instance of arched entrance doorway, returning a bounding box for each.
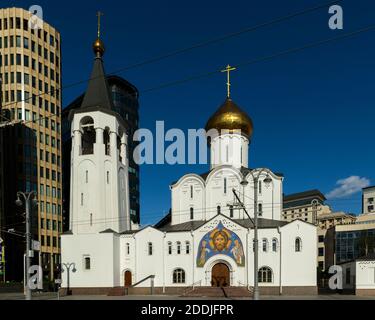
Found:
[124,271,132,287]
[211,263,230,287]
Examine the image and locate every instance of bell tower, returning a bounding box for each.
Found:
[68,15,131,234]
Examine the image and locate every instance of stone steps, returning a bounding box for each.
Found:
[184,286,253,298]
[107,287,125,296]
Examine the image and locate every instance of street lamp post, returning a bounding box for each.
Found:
[233,168,273,301]
[15,191,37,301]
[62,263,77,296]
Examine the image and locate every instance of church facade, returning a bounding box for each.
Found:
[61,35,317,296]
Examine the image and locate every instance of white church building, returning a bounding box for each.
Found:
[61,35,318,296]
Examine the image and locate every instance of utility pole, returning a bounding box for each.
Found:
[232,169,273,301]
[232,188,259,300]
[16,191,37,301]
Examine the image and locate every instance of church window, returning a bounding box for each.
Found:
[168,242,172,255]
[104,128,110,156]
[84,256,91,270]
[107,171,110,184]
[226,145,229,163]
[224,178,227,194]
[295,238,302,252]
[217,206,221,215]
[90,214,93,227]
[259,180,262,194]
[126,243,130,255]
[177,242,181,255]
[272,239,278,252]
[173,269,186,284]
[190,208,194,220]
[190,186,193,199]
[80,116,95,155]
[86,170,88,183]
[258,204,263,217]
[258,267,273,283]
[262,239,268,252]
[230,206,234,218]
[186,242,190,255]
[81,193,84,206]
[148,242,153,256]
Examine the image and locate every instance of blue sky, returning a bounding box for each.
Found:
[5,0,375,224]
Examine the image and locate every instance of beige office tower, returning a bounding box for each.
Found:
[0,8,62,282]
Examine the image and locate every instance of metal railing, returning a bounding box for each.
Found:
[183,280,202,296]
[125,275,155,296]
[238,281,253,293]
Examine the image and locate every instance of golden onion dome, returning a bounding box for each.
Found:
[93,38,105,57]
[205,98,254,138]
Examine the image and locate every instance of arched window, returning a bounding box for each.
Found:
[272,238,278,252]
[85,170,89,183]
[224,178,227,194]
[177,242,181,255]
[190,208,194,220]
[258,203,263,217]
[229,206,234,218]
[186,241,190,255]
[258,267,273,283]
[81,117,95,155]
[104,128,110,156]
[262,239,268,252]
[168,242,172,255]
[258,180,262,194]
[217,206,221,215]
[148,242,153,256]
[295,238,302,252]
[126,243,130,255]
[190,186,193,199]
[173,268,186,284]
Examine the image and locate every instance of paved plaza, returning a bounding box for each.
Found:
[1,292,375,301]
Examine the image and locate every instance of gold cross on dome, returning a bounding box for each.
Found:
[97,11,104,38]
[221,65,237,98]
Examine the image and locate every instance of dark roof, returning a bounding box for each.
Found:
[156,214,288,233]
[283,189,326,209]
[284,189,326,202]
[363,186,375,191]
[80,57,113,111]
[158,220,207,233]
[99,229,118,234]
[172,167,284,186]
[63,75,139,115]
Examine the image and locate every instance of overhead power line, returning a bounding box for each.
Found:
[0,0,345,122]
[1,23,374,130]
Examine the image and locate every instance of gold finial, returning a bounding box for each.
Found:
[97,11,104,38]
[221,65,237,98]
[93,11,105,57]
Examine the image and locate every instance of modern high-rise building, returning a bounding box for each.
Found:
[0,7,62,283]
[62,76,140,227]
[282,189,331,225]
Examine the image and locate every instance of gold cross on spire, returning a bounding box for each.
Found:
[221,64,237,98]
[97,11,104,38]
